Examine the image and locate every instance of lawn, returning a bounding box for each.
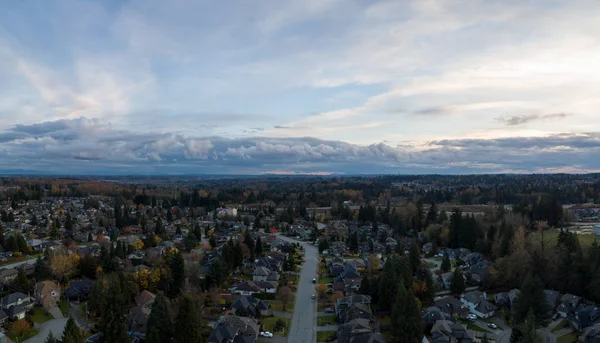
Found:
[423,261,437,269]
[552,320,569,333]
[466,323,491,333]
[319,276,333,284]
[317,315,336,326]
[316,330,337,342]
[267,300,294,313]
[31,306,54,324]
[59,299,69,317]
[530,230,597,249]
[557,332,579,343]
[7,328,40,341]
[261,316,289,337]
[317,302,330,312]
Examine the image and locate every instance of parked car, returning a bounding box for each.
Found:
[312,278,316,283]
[311,294,316,299]
[466,314,477,322]
[260,332,273,338]
[552,313,560,321]
[324,308,334,313]
[487,323,498,329]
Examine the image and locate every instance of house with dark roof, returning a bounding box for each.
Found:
[422,306,455,326]
[572,306,600,331]
[461,291,497,319]
[64,280,94,301]
[252,267,270,282]
[231,295,271,318]
[229,281,261,296]
[434,296,469,318]
[431,320,474,343]
[0,292,33,320]
[545,290,561,311]
[557,294,585,318]
[349,333,386,343]
[337,318,376,343]
[583,323,600,343]
[335,295,372,320]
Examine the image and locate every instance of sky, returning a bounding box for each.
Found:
[1,0,600,175]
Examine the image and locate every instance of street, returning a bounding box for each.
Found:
[277,235,318,343]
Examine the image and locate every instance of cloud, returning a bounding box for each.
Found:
[497,113,571,126]
[0,117,600,174]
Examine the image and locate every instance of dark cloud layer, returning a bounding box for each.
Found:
[497,113,570,126]
[0,117,599,174]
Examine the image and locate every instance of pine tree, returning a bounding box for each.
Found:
[96,274,129,343]
[146,292,173,343]
[514,274,550,327]
[522,308,537,343]
[16,267,28,292]
[378,258,400,311]
[62,317,83,343]
[441,253,451,272]
[45,332,59,343]
[359,277,371,296]
[174,296,204,343]
[209,236,217,249]
[168,252,185,298]
[115,241,125,259]
[391,282,423,343]
[34,256,52,280]
[409,241,421,275]
[451,267,465,294]
[17,235,30,254]
[255,236,263,256]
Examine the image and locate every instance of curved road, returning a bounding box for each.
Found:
[277,235,318,343]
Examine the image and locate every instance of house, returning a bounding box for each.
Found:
[255,281,277,294]
[337,318,376,343]
[348,333,385,343]
[335,295,371,319]
[545,290,561,311]
[33,281,60,309]
[229,281,261,296]
[571,306,600,331]
[252,267,270,282]
[583,323,600,343]
[0,292,33,320]
[0,310,8,325]
[439,272,454,290]
[434,296,469,318]
[64,280,94,301]
[339,303,373,323]
[422,306,455,326]
[557,294,585,318]
[231,295,271,318]
[495,289,520,310]
[135,290,156,309]
[213,315,259,341]
[129,305,152,334]
[431,320,474,343]
[461,291,497,319]
[0,268,18,285]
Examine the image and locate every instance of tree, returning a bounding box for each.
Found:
[451,268,465,294]
[315,284,328,299]
[359,277,371,296]
[16,235,30,254]
[11,319,32,339]
[51,254,78,283]
[15,267,28,292]
[409,241,421,275]
[318,239,329,254]
[441,253,451,273]
[62,317,83,343]
[45,332,59,343]
[513,274,550,327]
[92,274,129,343]
[278,286,292,311]
[168,252,185,298]
[184,230,198,251]
[209,236,217,249]
[522,308,537,343]
[391,282,423,343]
[146,292,174,343]
[255,236,263,256]
[174,296,204,343]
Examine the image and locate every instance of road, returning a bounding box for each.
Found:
[0,256,38,270]
[277,235,318,343]
[25,318,68,343]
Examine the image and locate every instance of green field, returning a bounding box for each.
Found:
[529,230,598,249]
[317,315,336,326]
[316,330,337,342]
[30,307,54,324]
[261,316,289,337]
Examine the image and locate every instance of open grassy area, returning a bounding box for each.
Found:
[31,306,54,324]
[557,332,579,343]
[316,330,337,342]
[318,302,330,312]
[319,276,333,284]
[8,328,40,341]
[267,300,294,313]
[530,230,598,249]
[317,315,336,326]
[261,316,289,337]
[552,320,569,333]
[59,299,69,317]
[466,323,491,333]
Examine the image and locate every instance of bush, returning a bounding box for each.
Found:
[274,319,286,332]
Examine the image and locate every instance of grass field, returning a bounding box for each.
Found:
[316,330,336,342]
[319,276,333,284]
[59,299,69,317]
[8,328,40,342]
[261,316,289,337]
[267,300,294,313]
[557,332,579,343]
[30,307,54,324]
[529,230,598,249]
[317,315,336,326]
[552,320,569,333]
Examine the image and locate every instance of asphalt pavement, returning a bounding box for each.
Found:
[277,235,318,343]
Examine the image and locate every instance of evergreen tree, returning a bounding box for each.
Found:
[209,236,217,249]
[425,202,438,227]
[255,236,263,256]
[174,296,204,343]
[115,241,125,259]
[522,308,537,343]
[378,258,401,311]
[441,253,451,273]
[391,282,423,343]
[409,241,421,275]
[146,292,174,343]
[513,274,550,327]
[451,268,465,294]
[184,230,198,251]
[0,224,5,249]
[359,277,371,296]
[155,217,166,239]
[15,267,28,292]
[17,235,30,254]
[45,332,59,343]
[62,317,83,343]
[449,209,462,248]
[34,256,53,280]
[95,274,129,343]
[168,252,185,298]
[194,223,202,241]
[244,230,255,253]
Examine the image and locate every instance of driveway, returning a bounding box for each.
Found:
[277,235,318,343]
[25,318,68,343]
[48,306,64,319]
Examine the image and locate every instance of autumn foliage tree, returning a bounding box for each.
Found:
[11,319,31,338]
[315,284,328,299]
[51,254,79,283]
[277,286,292,311]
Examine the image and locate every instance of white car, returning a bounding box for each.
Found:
[466,314,477,322]
[260,332,274,337]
